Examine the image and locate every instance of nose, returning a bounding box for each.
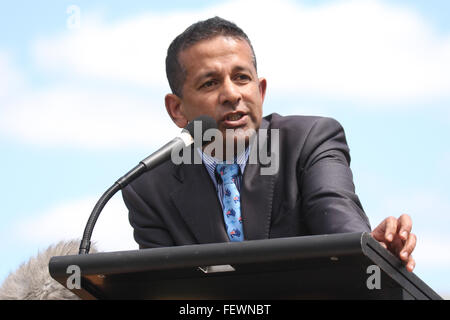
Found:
[219,77,241,108]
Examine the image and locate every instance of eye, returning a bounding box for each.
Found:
[234,74,251,83]
[200,80,217,89]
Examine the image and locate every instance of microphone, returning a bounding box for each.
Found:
[116,115,217,188]
[79,115,218,254]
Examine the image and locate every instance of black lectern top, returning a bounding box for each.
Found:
[49,232,442,300]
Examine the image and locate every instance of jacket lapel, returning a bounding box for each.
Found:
[170,160,230,244]
[241,118,276,240]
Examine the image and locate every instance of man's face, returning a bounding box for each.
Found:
[166,36,267,150]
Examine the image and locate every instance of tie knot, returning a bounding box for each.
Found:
[216,163,240,184]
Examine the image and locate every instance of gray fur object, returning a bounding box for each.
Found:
[0,240,97,300]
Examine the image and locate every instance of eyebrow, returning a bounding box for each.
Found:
[196,71,219,82]
[195,66,253,83]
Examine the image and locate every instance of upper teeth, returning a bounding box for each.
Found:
[227,114,243,121]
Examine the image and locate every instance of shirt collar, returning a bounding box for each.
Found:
[197,146,250,183]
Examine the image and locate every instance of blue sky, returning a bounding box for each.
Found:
[1,0,449,298]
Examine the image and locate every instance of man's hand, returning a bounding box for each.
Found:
[370,214,416,272]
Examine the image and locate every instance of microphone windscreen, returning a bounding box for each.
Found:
[184,115,218,141]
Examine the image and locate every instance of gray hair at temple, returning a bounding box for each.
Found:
[165,16,258,98]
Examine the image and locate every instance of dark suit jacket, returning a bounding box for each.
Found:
[122,113,371,248]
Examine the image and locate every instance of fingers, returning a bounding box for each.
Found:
[399,232,417,261]
[398,214,413,241]
[381,214,413,244]
[383,216,398,242]
[392,225,416,272]
[372,214,417,272]
[406,254,416,272]
[397,214,416,272]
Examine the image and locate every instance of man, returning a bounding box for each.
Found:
[122,17,416,272]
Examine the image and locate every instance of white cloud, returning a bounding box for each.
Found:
[12,195,138,253]
[32,0,450,103]
[0,85,179,149]
[3,0,450,148]
[0,51,25,100]
[32,11,200,90]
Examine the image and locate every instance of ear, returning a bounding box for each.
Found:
[258,77,267,102]
[165,94,188,128]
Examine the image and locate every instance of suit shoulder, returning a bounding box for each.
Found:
[264,113,344,133]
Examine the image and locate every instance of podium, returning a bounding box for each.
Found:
[49,232,442,300]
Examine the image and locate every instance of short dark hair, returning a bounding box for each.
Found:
[165,16,257,97]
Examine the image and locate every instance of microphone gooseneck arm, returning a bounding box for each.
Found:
[78,115,217,255]
[78,139,184,255]
[79,182,122,255]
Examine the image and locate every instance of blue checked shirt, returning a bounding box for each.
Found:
[197,148,250,211]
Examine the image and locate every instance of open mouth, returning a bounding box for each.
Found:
[226,113,244,121]
[222,112,248,128]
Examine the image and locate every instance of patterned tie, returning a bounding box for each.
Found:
[216,163,244,242]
